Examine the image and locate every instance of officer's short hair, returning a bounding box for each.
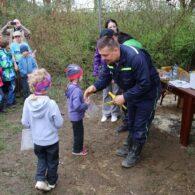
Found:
[97,36,119,51]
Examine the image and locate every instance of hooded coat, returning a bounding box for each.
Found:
[21,95,64,146]
[65,83,88,122]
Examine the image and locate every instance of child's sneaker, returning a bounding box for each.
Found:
[48,184,56,189]
[35,181,51,191]
[72,147,88,156]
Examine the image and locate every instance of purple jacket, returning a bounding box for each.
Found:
[65,83,88,121]
[93,47,106,77]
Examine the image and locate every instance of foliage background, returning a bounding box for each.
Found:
[0,0,195,86]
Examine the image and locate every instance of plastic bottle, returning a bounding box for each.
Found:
[172,64,178,79]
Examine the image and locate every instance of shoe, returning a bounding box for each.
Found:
[115,147,129,157]
[72,148,88,156]
[101,115,108,122]
[111,115,118,122]
[35,181,51,191]
[48,184,56,189]
[115,124,128,133]
[121,141,143,168]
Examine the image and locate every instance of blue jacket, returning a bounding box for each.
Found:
[94,45,161,102]
[65,83,88,122]
[18,55,38,77]
[10,42,31,63]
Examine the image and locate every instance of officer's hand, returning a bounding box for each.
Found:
[84,85,96,101]
[113,95,125,106]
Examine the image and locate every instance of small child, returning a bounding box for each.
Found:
[18,44,38,100]
[21,68,64,192]
[0,38,16,107]
[65,64,89,156]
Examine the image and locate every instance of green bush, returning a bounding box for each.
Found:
[0,1,195,85]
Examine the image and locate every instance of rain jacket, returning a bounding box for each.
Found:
[0,48,15,81]
[65,83,88,122]
[18,55,38,77]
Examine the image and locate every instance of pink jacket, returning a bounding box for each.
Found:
[0,67,3,87]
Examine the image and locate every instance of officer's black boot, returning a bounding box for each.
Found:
[115,134,133,157]
[115,124,128,133]
[121,141,143,168]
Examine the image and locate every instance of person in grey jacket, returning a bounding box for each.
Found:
[21,68,63,192]
[65,64,90,156]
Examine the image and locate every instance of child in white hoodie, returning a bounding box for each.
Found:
[21,68,63,192]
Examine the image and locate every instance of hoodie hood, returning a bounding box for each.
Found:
[65,83,78,98]
[26,95,50,118]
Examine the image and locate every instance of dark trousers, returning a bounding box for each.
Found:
[2,80,16,105]
[20,76,30,100]
[127,86,160,144]
[34,142,59,185]
[127,100,156,144]
[71,120,84,153]
[0,87,5,111]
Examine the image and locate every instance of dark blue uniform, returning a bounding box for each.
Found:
[94,45,161,144]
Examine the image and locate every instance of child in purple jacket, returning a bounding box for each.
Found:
[65,64,90,156]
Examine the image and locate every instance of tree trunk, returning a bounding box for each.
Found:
[43,0,51,6]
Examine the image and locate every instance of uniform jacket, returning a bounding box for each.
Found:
[94,45,161,102]
[93,32,143,77]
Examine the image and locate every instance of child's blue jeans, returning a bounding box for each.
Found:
[34,142,59,185]
[2,79,16,105]
[20,76,30,100]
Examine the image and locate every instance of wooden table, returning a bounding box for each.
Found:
[161,80,195,146]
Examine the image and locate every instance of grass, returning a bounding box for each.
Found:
[0,138,5,151]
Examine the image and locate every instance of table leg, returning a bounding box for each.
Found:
[180,95,193,146]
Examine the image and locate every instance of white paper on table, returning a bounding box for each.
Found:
[168,80,191,88]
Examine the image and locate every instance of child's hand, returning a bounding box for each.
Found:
[85,98,91,105]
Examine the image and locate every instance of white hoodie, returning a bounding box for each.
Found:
[21,95,64,146]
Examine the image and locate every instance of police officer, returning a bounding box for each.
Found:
[84,36,161,168]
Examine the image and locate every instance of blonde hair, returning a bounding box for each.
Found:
[28,68,50,93]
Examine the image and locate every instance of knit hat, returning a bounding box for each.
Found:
[65,64,83,81]
[99,28,117,38]
[20,44,29,53]
[33,73,52,95]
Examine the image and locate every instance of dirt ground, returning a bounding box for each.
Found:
[0,92,195,195]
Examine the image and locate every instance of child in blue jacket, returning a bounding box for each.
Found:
[65,64,90,156]
[18,44,38,100]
